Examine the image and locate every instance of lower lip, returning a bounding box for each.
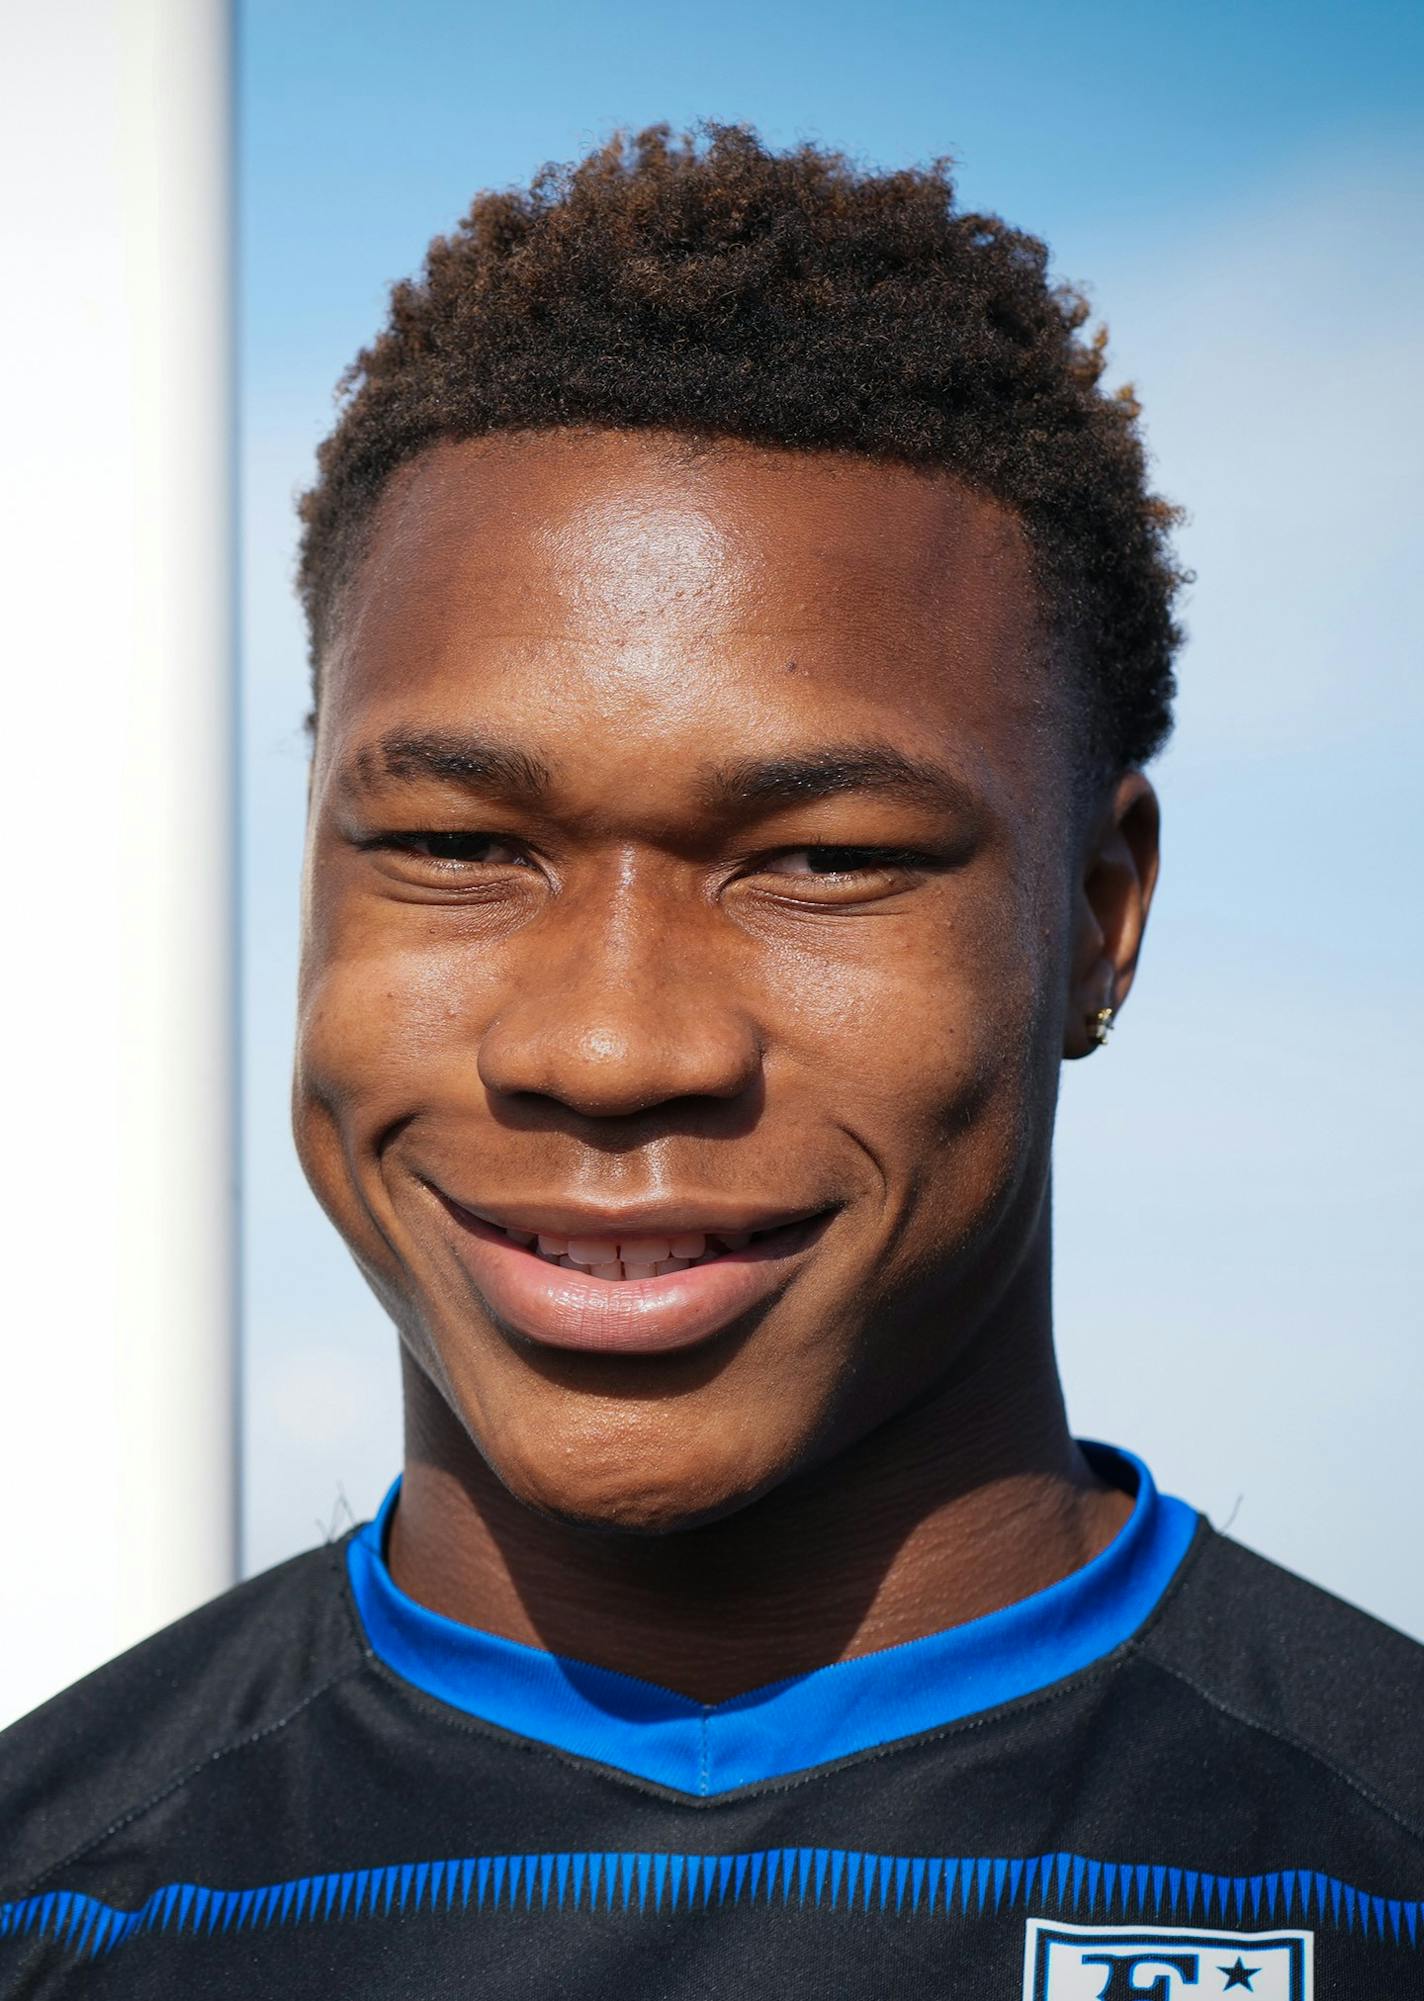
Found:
[433,1201,823,1355]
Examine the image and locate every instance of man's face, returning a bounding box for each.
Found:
[296,430,1103,1532]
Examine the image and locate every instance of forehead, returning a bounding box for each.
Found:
[317,430,1067,806]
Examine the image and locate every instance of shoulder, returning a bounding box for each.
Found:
[0,1538,365,1898]
[1141,1525,1424,1841]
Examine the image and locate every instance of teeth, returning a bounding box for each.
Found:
[566,1236,619,1266]
[529,1245,697,1280]
[585,1255,699,1280]
[618,1236,670,1264]
[504,1221,775,1281]
[500,1224,772,1259]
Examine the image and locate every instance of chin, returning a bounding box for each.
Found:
[482,1414,783,1540]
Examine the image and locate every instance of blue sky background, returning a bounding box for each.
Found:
[239,2,1424,1629]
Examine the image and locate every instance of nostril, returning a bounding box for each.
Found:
[477,993,763,1120]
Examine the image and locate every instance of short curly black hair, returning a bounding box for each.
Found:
[299,124,1184,775]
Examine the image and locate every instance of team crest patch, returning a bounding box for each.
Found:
[1023,1920,1312,2000]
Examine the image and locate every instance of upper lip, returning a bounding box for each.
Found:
[428,1185,828,1241]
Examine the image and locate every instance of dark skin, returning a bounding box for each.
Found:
[295,428,1158,1705]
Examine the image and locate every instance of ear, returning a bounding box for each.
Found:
[1063,771,1160,1060]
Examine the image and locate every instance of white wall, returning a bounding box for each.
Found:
[0,0,236,1727]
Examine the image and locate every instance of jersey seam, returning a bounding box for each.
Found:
[14,1662,365,1902]
[13,1545,368,1903]
[1142,1652,1424,1857]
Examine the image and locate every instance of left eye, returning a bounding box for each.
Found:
[379,833,528,865]
[761,847,925,878]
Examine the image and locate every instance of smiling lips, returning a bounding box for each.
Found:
[434,1197,823,1354]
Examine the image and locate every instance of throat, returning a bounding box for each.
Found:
[390,1362,1131,1706]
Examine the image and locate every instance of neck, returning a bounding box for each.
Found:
[390,1259,1129,1705]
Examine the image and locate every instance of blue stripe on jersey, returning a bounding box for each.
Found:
[345,1443,1199,1793]
[4,1850,1418,1962]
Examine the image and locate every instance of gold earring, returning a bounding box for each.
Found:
[1090,1005,1115,1047]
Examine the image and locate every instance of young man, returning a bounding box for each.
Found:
[3,127,1420,1998]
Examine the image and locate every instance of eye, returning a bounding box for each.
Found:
[754,845,934,897]
[362,831,533,868]
[763,846,911,875]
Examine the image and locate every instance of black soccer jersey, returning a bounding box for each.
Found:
[3,1446,1421,1998]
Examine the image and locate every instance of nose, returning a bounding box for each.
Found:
[476,895,762,1120]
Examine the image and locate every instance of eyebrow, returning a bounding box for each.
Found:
[702,745,978,817]
[343,730,976,820]
[348,731,552,800]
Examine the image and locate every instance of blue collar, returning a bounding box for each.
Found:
[346,1444,1198,1797]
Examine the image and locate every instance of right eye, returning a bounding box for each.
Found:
[364,831,532,869]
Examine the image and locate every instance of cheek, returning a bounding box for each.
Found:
[295,919,493,1133]
[762,889,1046,1148]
